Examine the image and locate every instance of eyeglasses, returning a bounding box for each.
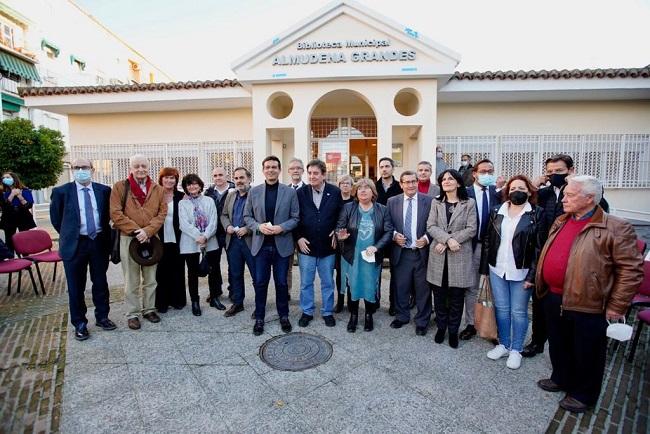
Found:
[401,180,418,185]
[477,170,494,175]
[72,166,91,170]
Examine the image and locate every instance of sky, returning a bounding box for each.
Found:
[74,0,650,82]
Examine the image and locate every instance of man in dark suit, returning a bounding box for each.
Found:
[295,159,343,328]
[460,159,502,340]
[387,170,433,335]
[50,158,115,341]
[244,155,300,336]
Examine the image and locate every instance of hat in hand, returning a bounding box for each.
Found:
[129,236,163,266]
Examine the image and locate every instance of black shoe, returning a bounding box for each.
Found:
[334,296,345,313]
[224,304,244,317]
[537,378,563,393]
[143,312,161,323]
[323,315,336,327]
[298,314,313,327]
[347,314,358,333]
[96,318,117,331]
[415,326,427,336]
[459,324,476,340]
[253,320,264,335]
[210,297,226,310]
[449,333,459,349]
[434,328,445,344]
[388,306,396,316]
[408,296,416,309]
[191,301,202,316]
[171,304,185,310]
[74,324,90,341]
[390,319,408,329]
[157,306,168,314]
[280,317,292,333]
[364,313,374,332]
[559,395,589,413]
[522,342,544,358]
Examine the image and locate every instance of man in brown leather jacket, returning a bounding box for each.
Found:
[535,175,643,413]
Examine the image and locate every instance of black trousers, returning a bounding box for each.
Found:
[155,242,186,309]
[208,247,223,297]
[348,298,379,315]
[393,249,432,327]
[529,290,548,346]
[543,293,608,405]
[62,236,110,328]
[184,250,220,302]
[432,258,465,335]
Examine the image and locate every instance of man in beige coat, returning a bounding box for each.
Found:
[110,154,167,330]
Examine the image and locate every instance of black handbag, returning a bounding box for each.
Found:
[110,181,130,264]
[197,247,210,277]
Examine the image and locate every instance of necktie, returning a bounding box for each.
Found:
[480,186,489,240]
[293,184,298,190]
[404,197,413,247]
[82,187,97,239]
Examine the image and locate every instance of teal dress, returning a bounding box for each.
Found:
[341,207,381,302]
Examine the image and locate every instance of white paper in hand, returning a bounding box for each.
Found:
[361,249,376,263]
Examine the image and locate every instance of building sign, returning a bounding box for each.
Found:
[272,38,416,66]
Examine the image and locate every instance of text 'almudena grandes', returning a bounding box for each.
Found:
[272,50,416,66]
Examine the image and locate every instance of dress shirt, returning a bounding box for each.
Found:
[311,183,324,209]
[76,181,101,235]
[473,183,490,232]
[290,181,304,190]
[163,199,175,243]
[232,192,248,228]
[489,202,532,281]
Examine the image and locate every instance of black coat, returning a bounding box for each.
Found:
[375,177,403,205]
[336,201,393,265]
[158,190,184,243]
[205,185,231,241]
[294,183,343,258]
[479,204,544,282]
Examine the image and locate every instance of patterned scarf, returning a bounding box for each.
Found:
[189,195,208,232]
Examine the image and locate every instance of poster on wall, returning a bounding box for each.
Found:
[319,138,348,183]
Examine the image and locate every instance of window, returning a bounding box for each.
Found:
[1,24,14,48]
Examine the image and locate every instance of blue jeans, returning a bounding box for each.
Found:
[227,237,255,305]
[489,270,532,352]
[299,253,335,317]
[253,245,290,320]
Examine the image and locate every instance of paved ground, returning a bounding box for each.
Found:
[0,218,648,433]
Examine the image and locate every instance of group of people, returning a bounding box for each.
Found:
[43,150,643,415]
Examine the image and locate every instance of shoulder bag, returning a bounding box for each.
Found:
[110,180,130,264]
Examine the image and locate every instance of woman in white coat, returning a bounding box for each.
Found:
[179,174,219,316]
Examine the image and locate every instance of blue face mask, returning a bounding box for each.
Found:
[2,177,14,187]
[478,174,496,187]
[74,169,92,184]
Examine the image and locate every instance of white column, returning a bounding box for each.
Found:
[377,116,392,165]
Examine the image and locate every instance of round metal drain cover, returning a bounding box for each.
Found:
[259,332,333,371]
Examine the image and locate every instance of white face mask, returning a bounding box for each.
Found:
[461,161,469,167]
[436,152,444,159]
[606,319,633,342]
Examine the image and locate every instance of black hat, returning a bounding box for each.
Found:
[128,236,163,266]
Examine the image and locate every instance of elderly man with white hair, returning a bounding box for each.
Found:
[110,154,167,330]
[535,175,643,413]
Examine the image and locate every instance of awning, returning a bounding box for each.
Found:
[2,92,24,113]
[41,39,60,57]
[0,52,40,82]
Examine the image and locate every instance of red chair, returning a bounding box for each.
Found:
[628,308,650,362]
[12,229,62,295]
[0,258,39,295]
[630,261,650,311]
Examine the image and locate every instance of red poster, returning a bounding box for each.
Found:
[326,152,341,163]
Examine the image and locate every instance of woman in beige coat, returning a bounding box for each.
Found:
[426,169,477,348]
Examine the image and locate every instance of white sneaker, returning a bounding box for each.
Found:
[506,351,522,369]
[487,344,509,360]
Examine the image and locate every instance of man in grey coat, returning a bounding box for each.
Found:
[244,156,300,336]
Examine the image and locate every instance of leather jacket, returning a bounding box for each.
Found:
[480,204,544,282]
[535,206,643,315]
[336,201,393,265]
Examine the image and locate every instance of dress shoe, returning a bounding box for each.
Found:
[128,317,141,330]
[74,324,89,341]
[280,317,292,333]
[434,328,445,344]
[388,306,396,316]
[559,395,589,413]
[157,306,168,314]
[298,313,313,327]
[537,378,563,393]
[96,318,117,331]
[224,304,244,317]
[347,314,358,333]
[210,297,226,310]
[449,333,459,348]
[143,312,161,323]
[364,313,374,332]
[415,326,427,336]
[521,342,544,358]
[171,304,185,310]
[390,319,408,329]
[459,324,477,340]
[323,315,336,327]
[253,320,264,336]
[408,295,416,309]
[191,301,202,316]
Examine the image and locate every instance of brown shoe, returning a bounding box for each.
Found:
[128,317,141,330]
[559,395,589,413]
[224,304,244,317]
[537,378,562,393]
[143,312,161,323]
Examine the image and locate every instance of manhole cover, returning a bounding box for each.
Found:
[259,332,333,371]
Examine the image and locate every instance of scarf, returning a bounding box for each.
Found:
[128,174,151,206]
[189,195,208,232]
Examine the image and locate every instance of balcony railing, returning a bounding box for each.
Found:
[1,77,19,94]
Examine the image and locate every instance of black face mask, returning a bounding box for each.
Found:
[509,191,528,205]
[549,173,568,188]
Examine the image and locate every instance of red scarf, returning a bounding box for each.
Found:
[128,174,151,206]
